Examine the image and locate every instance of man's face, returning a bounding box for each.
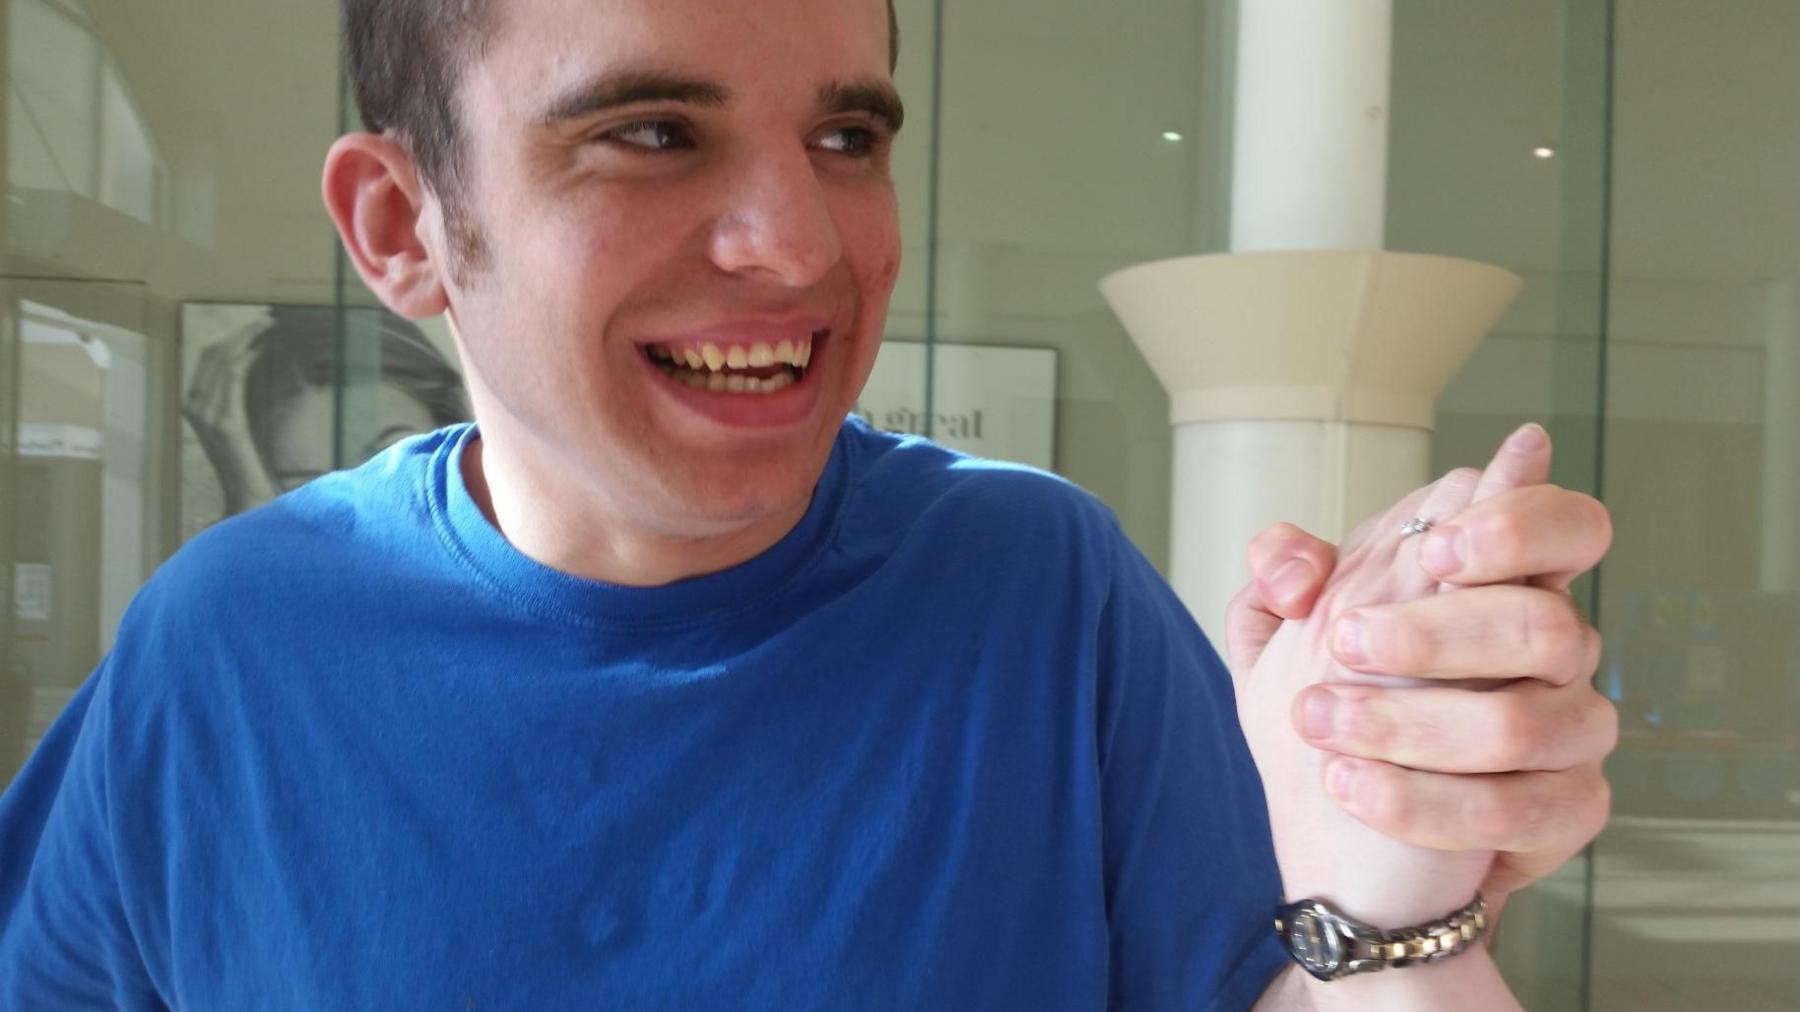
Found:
[434,0,902,541]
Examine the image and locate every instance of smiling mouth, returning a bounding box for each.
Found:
[641,330,823,394]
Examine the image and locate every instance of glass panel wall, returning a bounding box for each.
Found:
[919,0,1237,566]
[1590,0,1800,1008]
[1,0,345,765]
[0,277,155,784]
[0,282,14,782]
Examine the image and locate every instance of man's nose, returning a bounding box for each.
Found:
[707,148,843,286]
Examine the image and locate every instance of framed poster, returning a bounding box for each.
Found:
[853,341,1058,470]
[178,303,469,541]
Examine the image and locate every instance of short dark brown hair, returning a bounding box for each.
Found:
[344,0,900,208]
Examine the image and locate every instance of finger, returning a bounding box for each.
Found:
[1442,423,1553,597]
[1389,467,1482,601]
[1470,422,1552,505]
[1223,580,1284,681]
[1245,522,1338,620]
[1295,680,1619,773]
[1406,467,1482,532]
[1418,485,1613,588]
[193,340,223,390]
[1323,756,1612,858]
[1329,585,1602,685]
[188,344,228,416]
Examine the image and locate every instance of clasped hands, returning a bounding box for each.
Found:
[1226,424,1617,928]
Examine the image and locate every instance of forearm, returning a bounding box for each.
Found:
[1253,947,1521,1012]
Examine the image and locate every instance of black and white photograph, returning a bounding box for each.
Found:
[178,303,470,541]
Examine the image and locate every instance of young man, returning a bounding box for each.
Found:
[0,0,1615,1008]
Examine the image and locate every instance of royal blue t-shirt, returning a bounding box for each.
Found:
[0,420,1287,1010]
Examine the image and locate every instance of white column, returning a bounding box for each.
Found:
[1203,0,1397,635]
[1231,0,1393,252]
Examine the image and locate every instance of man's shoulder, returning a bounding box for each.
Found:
[84,429,470,737]
[838,417,1123,554]
[141,427,457,625]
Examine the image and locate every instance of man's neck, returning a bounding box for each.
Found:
[460,435,810,588]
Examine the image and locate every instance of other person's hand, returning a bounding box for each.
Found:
[1225,425,1615,923]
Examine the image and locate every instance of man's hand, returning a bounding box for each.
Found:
[1227,425,1616,909]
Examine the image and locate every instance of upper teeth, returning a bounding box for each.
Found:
[654,338,813,373]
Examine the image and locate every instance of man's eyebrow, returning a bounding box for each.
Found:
[536,70,729,128]
[822,80,905,134]
[534,69,905,135]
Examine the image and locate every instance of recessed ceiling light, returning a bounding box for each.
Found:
[1161,131,1185,144]
[1533,146,1557,159]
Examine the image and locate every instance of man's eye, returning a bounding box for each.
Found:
[815,126,883,159]
[600,120,695,152]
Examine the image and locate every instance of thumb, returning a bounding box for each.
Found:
[1223,578,1286,681]
[1223,550,1330,679]
[1225,525,1337,678]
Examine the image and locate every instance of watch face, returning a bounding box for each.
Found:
[1286,907,1343,978]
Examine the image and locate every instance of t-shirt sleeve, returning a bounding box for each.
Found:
[0,662,164,1010]
[1094,529,1291,1011]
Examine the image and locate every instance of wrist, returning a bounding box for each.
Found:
[1277,849,1492,928]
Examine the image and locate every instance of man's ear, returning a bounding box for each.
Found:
[321,134,451,319]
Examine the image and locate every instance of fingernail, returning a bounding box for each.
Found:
[1269,558,1313,606]
[1302,690,1336,740]
[1327,758,1357,801]
[1505,422,1548,453]
[1423,526,1466,576]
[1334,614,1366,665]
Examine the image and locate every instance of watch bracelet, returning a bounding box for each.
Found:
[1343,893,1491,974]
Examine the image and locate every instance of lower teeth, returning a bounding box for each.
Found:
[662,363,798,394]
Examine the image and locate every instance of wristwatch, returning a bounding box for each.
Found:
[1273,893,1489,982]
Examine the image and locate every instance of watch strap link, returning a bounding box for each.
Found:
[1354,893,1490,971]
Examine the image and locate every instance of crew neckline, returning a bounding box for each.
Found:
[426,423,854,630]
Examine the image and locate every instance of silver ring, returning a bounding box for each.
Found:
[1399,517,1434,537]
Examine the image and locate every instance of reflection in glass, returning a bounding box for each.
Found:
[1588,2,1800,1009]
[1,284,153,779]
[5,0,166,224]
[6,0,100,198]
